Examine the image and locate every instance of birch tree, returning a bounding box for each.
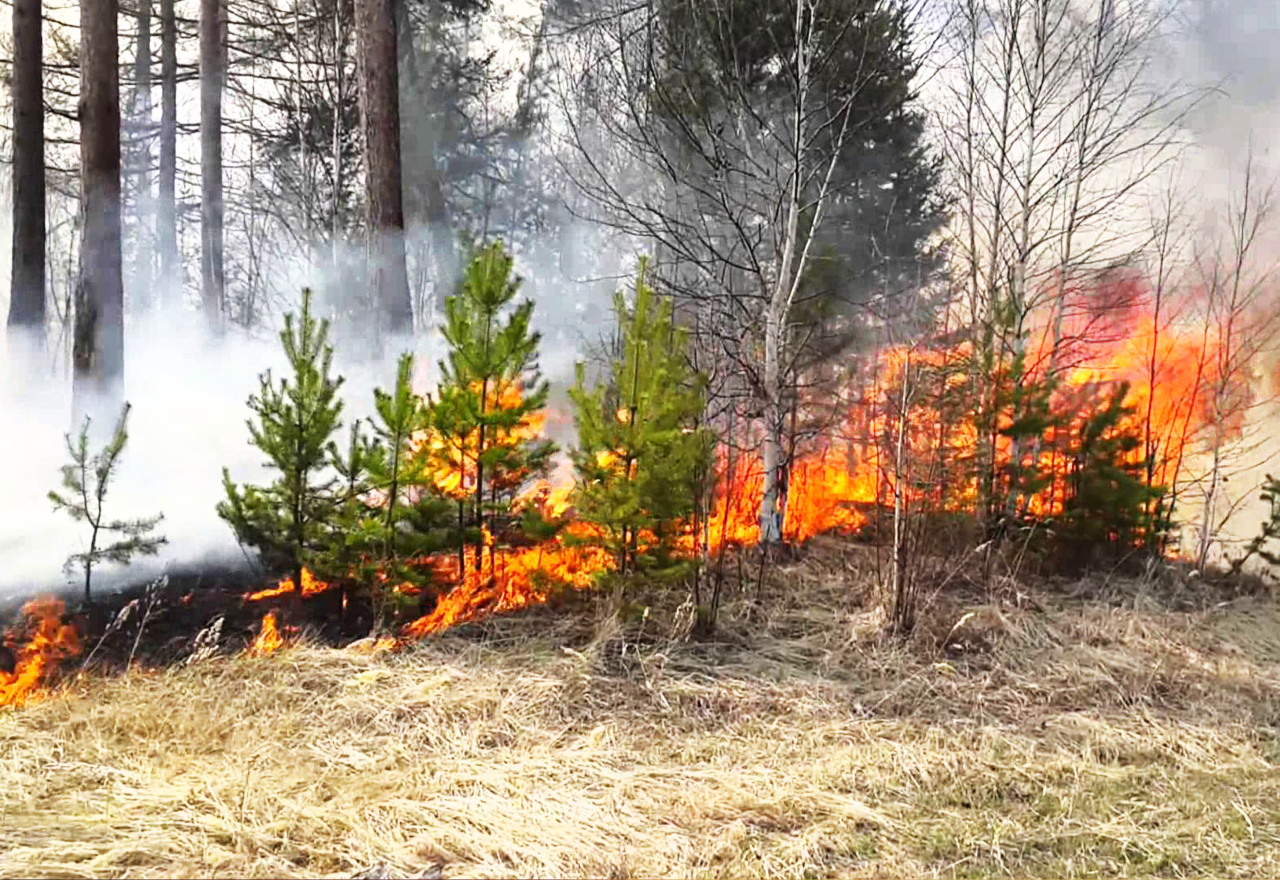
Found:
[1189,153,1280,570]
[558,0,944,546]
[935,0,1197,533]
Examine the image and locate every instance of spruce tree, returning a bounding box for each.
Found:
[421,241,557,581]
[49,402,167,605]
[218,288,345,601]
[569,260,712,576]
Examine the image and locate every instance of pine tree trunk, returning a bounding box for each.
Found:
[132,0,154,313]
[75,0,125,405]
[200,0,225,330]
[158,0,179,305]
[7,0,45,342]
[395,0,456,315]
[356,0,413,340]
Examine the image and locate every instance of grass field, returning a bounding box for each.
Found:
[2,547,1279,879]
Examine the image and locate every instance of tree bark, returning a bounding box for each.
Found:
[158,0,179,304]
[7,0,45,341]
[357,0,413,340]
[75,0,125,404]
[395,0,456,318]
[132,0,154,313]
[200,0,226,330]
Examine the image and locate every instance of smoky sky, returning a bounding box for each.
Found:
[1184,0,1280,109]
[1172,0,1280,164]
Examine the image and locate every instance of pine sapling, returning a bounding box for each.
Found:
[569,258,712,579]
[422,241,557,581]
[49,402,167,605]
[322,354,452,622]
[218,288,345,604]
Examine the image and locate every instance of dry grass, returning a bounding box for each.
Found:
[3,552,1280,879]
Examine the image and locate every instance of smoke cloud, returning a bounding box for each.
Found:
[0,227,621,598]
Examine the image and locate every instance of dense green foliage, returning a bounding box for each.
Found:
[218,289,346,596]
[423,242,558,576]
[1057,382,1166,565]
[569,259,711,576]
[320,355,454,620]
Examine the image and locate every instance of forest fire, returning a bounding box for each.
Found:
[0,599,80,708]
[401,524,613,637]
[412,379,548,501]
[223,270,1245,643]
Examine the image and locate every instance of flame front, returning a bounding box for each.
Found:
[0,598,81,708]
[233,269,1240,638]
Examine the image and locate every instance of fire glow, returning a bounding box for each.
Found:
[245,568,330,603]
[231,270,1233,643]
[0,598,80,708]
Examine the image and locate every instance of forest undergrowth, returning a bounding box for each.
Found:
[2,537,1278,880]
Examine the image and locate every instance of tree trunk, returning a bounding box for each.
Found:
[357,0,413,341]
[758,312,784,545]
[158,0,178,304]
[131,0,154,313]
[200,0,225,330]
[75,0,125,406]
[395,0,456,316]
[7,0,45,344]
[758,192,801,547]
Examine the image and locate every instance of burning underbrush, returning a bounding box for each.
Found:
[1,550,1278,879]
[0,599,80,708]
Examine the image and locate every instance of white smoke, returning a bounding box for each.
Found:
[0,234,621,597]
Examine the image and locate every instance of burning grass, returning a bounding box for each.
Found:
[2,552,1279,879]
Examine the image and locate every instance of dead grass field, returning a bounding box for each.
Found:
[3,549,1280,879]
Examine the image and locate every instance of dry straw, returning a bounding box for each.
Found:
[1,551,1278,878]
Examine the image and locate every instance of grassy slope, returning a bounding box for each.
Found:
[2,549,1280,879]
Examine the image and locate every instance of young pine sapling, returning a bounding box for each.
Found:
[218,288,346,603]
[569,259,712,580]
[321,354,453,624]
[49,402,167,605]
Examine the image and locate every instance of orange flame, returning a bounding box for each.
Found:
[412,379,548,500]
[245,567,330,603]
[317,266,1244,637]
[1,598,81,708]
[246,612,285,657]
[401,522,613,637]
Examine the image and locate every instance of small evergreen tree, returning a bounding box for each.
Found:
[49,402,167,605]
[322,354,453,620]
[218,289,345,600]
[318,419,371,588]
[1058,381,1164,565]
[569,259,712,577]
[421,241,557,581]
[1232,474,1280,576]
